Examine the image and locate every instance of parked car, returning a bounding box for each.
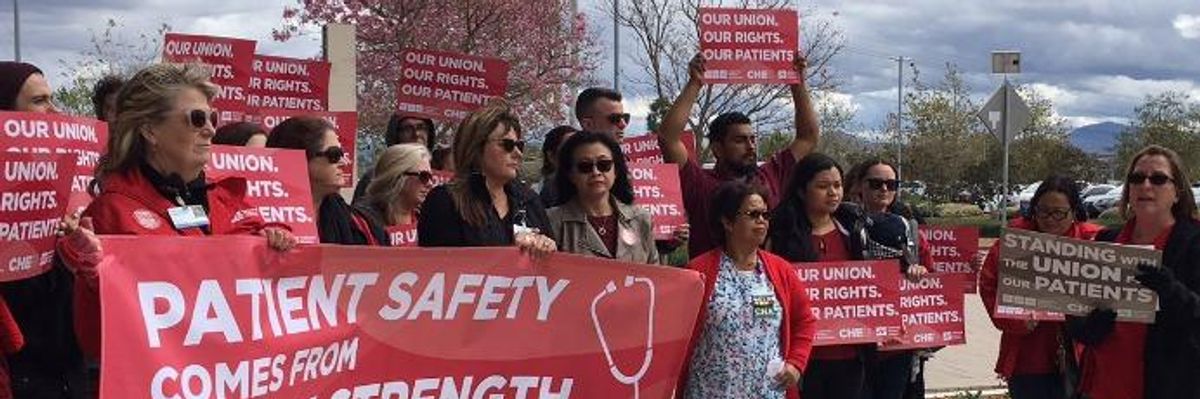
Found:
[900,180,927,197]
[1081,184,1116,199]
[1017,182,1042,214]
[1085,184,1123,218]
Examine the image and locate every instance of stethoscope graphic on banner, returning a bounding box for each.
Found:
[590,275,656,399]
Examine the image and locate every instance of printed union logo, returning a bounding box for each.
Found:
[133,209,161,230]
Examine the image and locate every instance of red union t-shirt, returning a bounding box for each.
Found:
[811,228,865,360]
[681,149,796,258]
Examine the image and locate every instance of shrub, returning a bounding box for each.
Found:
[936,203,986,218]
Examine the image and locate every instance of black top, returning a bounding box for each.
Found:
[418,176,554,247]
[769,201,869,262]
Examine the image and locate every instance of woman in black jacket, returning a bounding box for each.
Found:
[418,103,557,255]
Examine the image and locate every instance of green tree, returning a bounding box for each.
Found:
[901,64,988,201]
[1114,91,1200,179]
[54,19,170,117]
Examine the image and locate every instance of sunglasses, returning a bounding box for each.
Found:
[403,171,434,185]
[606,113,631,125]
[575,159,615,174]
[1034,208,1070,221]
[311,146,345,164]
[866,178,900,191]
[185,109,219,129]
[1128,172,1173,186]
[739,209,771,221]
[492,138,526,153]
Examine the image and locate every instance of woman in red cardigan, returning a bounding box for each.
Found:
[678,181,816,399]
[979,175,1100,399]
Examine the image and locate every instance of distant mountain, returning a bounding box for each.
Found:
[1070,122,1127,155]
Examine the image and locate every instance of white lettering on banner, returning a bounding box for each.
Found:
[148,338,358,399]
[378,273,570,322]
[3,160,58,182]
[262,60,310,76]
[262,78,312,93]
[165,40,234,58]
[922,229,957,241]
[0,217,60,241]
[247,95,324,111]
[3,119,99,142]
[0,190,58,212]
[1003,233,1118,263]
[257,206,311,224]
[701,12,780,26]
[244,180,288,198]
[210,153,279,173]
[137,273,380,348]
[330,375,574,399]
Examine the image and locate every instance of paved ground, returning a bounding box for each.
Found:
[925,239,1007,393]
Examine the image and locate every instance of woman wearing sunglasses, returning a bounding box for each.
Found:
[419,103,556,256]
[356,144,433,247]
[1063,145,1200,399]
[978,175,1100,399]
[267,116,387,246]
[678,181,815,399]
[547,131,658,264]
[57,63,297,366]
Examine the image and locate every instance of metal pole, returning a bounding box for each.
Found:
[612,0,619,91]
[12,0,20,62]
[1000,77,1010,225]
[896,56,904,181]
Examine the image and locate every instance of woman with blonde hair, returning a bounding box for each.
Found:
[418,102,556,255]
[356,144,434,246]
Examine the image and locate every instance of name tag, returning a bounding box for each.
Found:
[751,285,779,320]
[168,205,210,230]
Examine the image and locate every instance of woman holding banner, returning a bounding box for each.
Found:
[58,62,296,372]
[979,175,1100,399]
[418,103,557,256]
[355,144,433,246]
[1070,145,1200,399]
[678,181,815,399]
[767,152,871,399]
[547,131,658,264]
[266,116,387,246]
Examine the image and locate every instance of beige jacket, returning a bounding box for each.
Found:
[548,199,660,265]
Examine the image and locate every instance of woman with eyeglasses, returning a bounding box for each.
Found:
[419,103,557,256]
[978,175,1100,399]
[56,63,296,369]
[678,181,815,399]
[267,116,387,246]
[767,152,871,399]
[355,144,433,247]
[1062,145,1200,399]
[547,131,658,264]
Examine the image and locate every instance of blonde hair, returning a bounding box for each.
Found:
[365,144,431,223]
[91,63,216,195]
[1118,145,1198,220]
[449,102,523,227]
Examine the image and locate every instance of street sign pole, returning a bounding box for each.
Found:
[1001,77,1010,225]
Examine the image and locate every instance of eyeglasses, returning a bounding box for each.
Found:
[865,178,900,191]
[184,109,219,129]
[606,113,631,125]
[398,123,431,134]
[492,138,525,153]
[1034,208,1070,221]
[403,171,434,185]
[1128,172,1173,186]
[738,209,771,221]
[311,146,345,164]
[575,159,615,174]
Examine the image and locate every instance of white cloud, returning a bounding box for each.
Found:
[1028,83,1079,108]
[1062,115,1130,129]
[814,91,861,113]
[1175,14,1200,39]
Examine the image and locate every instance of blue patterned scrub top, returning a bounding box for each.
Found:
[684,253,785,399]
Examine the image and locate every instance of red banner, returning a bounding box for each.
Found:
[98,236,704,398]
[0,111,108,213]
[162,33,257,123]
[386,223,418,247]
[252,109,357,187]
[919,226,981,293]
[207,146,319,244]
[793,260,903,346]
[698,8,800,84]
[881,274,967,351]
[249,55,331,112]
[397,49,509,121]
[0,153,72,281]
[620,132,698,164]
[628,163,686,241]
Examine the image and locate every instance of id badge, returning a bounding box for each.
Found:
[751,286,779,320]
[167,205,210,230]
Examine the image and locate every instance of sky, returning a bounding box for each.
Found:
[2,0,1198,134]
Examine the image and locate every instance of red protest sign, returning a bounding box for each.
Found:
[97,236,704,398]
[248,55,331,112]
[699,8,800,84]
[620,131,698,164]
[162,33,257,122]
[628,162,686,240]
[881,273,967,351]
[0,111,108,213]
[995,305,1065,322]
[919,226,981,293]
[397,49,509,121]
[794,260,903,346]
[386,223,418,247]
[252,109,358,187]
[207,146,319,244]
[0,153,73,282]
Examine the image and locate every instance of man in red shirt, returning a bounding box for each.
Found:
[657,51,820,258]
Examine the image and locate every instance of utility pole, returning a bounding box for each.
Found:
[894,56,906,181]
[612,0,619,91]
[12,0,20,62]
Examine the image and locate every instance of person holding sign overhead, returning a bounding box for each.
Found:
[678,181,815,399]
[978,175,1100,399]
[418,103,556,256]
[1067,145,1200,399]
[658,51,819,258]
[266,116,386,246]
[547,131,658,264]
[355,144,433,247]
